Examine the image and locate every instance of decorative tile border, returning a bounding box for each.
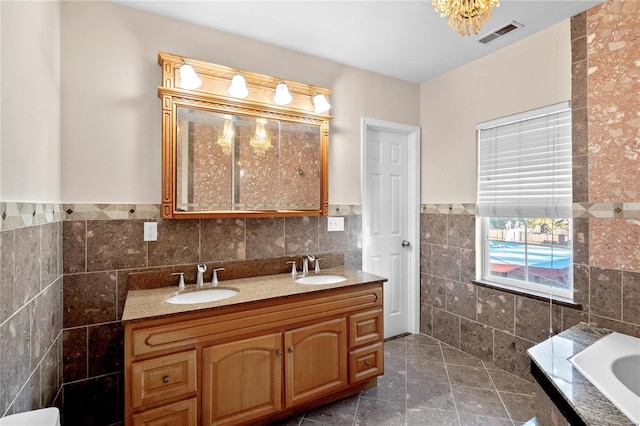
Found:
[7,201,634,225]
[61,203,362,221]
[328,204,362,216]
[0,202,65,231]
[421,203,477,215]
[62,204,161,221]
[573,203,640,219]
[418,203,640,219]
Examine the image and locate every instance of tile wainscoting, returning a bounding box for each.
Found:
[0,204,64,418]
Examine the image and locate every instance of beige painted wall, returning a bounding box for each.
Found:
[60,1,420,204]
[420,20,571,203]
[1,0,61,202]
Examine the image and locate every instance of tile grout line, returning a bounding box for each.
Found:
[486,362,518,425]
[438,340,463,426]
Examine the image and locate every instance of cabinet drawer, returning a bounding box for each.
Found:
[132,397,197,426]
[349,309,383,347]
[132,350,197,409]
[349,343,383,383]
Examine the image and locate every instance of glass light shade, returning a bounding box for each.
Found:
[273,82,292,105]
[179,64,202,90]
[228,74,249,98]
[313,93,331,114]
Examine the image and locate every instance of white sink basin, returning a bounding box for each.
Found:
[569,332,640,424]
[295,275,347,285]
[166,288,239,304]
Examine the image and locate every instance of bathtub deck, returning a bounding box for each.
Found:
[528,322,636,426]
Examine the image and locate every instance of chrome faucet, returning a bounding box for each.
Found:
[302,255,315,276]
[196,264,207,287]
[211,268,225,286]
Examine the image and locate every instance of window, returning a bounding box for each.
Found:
[476,102,572,299]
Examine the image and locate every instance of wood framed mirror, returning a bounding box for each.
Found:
[157,52,332,219]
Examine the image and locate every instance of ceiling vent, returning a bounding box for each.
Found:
[477,21,524,45]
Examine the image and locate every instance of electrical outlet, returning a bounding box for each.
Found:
[144,222,157,241]
[327,217,344,232]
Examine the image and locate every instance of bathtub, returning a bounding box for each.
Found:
[569,332,640,425]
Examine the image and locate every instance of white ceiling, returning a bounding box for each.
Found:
[112,0,601,83]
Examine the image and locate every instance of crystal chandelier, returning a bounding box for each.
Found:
[432,0,500,36]
[216,116,234,155]
[250,118,272,155]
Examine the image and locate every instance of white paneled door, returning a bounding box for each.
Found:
[362,118,420,339]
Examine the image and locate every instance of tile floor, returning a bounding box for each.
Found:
[278,334,537,426]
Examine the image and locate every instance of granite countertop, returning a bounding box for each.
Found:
[122,266,387,323]
[527,322,635,426]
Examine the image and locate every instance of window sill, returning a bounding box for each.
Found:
[470,279,582,309]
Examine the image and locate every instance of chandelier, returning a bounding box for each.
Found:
[432,0,500,36]
[216,116,234,155]
[250,118,272,155]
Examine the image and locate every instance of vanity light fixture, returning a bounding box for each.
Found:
[313,93,331,114]
[178,64,202,90]
[228,73,249,98]
[273,82,293,105]
[250,118,272,155]
[216,115,234,155]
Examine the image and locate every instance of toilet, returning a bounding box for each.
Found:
[0,408,60,426]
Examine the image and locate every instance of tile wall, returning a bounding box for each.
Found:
[0,203,64,418]
[420,0,640,381]
[61,205,361,425]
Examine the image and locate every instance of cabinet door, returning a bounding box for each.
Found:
[132,397,197,426]
[202,333,283,426]
[284,318,347,407]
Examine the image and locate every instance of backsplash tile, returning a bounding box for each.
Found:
[86,221,146,271]
[201,218,246,261]
[246,217,286,258]
[148,219,200,267]
[285,216,319,255]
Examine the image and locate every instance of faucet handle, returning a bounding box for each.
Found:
[286,261,297,277]
[171,272,186,290]
[212,268,225,285]
[314,258,323,273]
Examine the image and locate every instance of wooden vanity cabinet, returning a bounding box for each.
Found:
[284,318,348,407]
[124,283,383,426]
[202,333,283,425]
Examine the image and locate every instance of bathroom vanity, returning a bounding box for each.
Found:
[122,268,386,425]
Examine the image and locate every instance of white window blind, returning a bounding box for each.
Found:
[476,102,572,218]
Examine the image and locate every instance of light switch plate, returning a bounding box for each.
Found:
[327,216,344,232]
[144,222,157,241]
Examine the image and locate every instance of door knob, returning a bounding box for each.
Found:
[402,240,411,247]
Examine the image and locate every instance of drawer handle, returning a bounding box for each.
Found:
[163,376,170,384]
[276,350,282,356]
[365,361,371,366]
[287,347,294,354]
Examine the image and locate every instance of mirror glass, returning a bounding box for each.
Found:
[175,107,322,212]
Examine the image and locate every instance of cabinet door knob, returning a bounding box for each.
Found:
[364,361,371,366]
[163,376,170,383]
[287,347,294,354]
[276,350,282,356]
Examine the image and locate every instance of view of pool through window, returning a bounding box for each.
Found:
[487,217,572,294]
